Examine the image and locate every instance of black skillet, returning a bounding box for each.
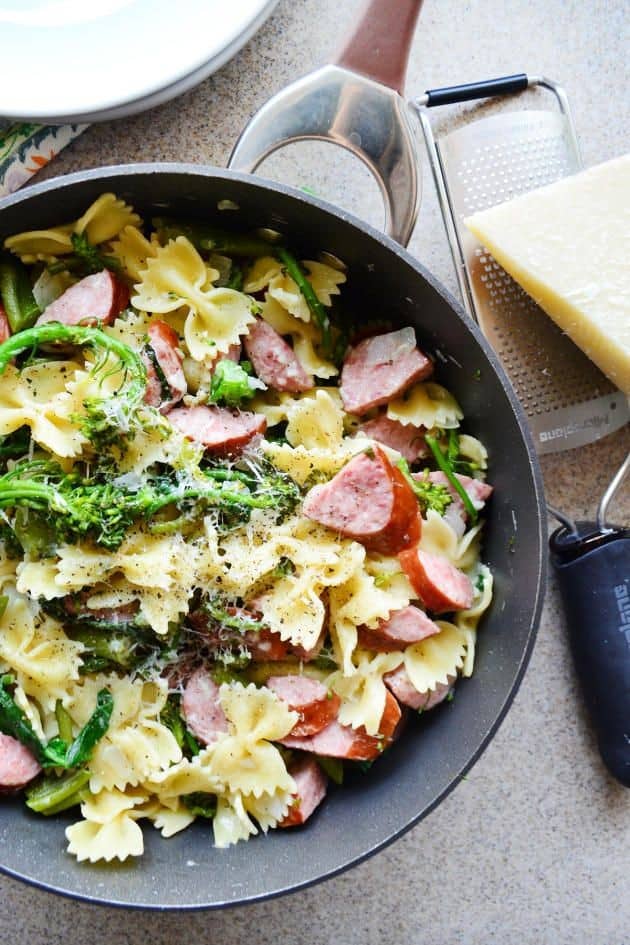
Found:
[0,0,546,911]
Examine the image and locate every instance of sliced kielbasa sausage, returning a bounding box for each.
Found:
[143,320,187,412]
[399,548,473,613]
[359,414,427,463]
[303,445,421,554]
[0,733,41,790]
[340,327,432,414]
[168,405,266,454]
[279,756,328,828]
[267,675,340,737]
[181,668,228,746]
[36,270,129,327]
[279,689,402,762]
[357,605,440,652]
[244,318,313,392]
[384,666,455,711]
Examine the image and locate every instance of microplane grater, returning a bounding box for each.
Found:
[414,75,629,455]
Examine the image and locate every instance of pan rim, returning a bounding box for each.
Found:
[0,163,548,909]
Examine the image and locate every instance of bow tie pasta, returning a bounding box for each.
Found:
[0,194,494,863]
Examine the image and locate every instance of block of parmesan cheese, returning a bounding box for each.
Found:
[465,154,630,395]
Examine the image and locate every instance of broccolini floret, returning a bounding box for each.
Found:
[209,358,257,407]
[0,322,148,449]
[0,457,301,552]
[396,458,453,516]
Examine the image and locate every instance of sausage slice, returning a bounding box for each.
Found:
[399,548,473,613]
[359,414,427,463]
[181,668,228,746]
[357,604,440,652]
[143,320,187,412]
[244,318,313,392]
[36,270,129,327]
[303,445,421,554]
[279,757,328,828]
[168,405,266,454]
[384,666,455,711]
[0,733,41,790]
[340,328,432,414]
[267,675,340,736]
[279,689,401,761]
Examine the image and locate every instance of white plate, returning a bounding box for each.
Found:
[0,0,279,124]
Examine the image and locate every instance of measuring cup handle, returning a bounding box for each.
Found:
[334,0,423,94]
[551,527,630,786]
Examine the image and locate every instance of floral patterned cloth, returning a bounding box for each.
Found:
[0,121,88,197]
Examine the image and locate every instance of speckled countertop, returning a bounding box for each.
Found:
[1,1,629,941]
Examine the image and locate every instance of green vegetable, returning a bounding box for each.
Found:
[317,756,344,785]
[202,597,264,634]
[425,434,478,524]
[0,457,300,552]
[396,458,452,516]
[143,340,172,402]
[0,323,147,449]
[0,676,112,769]
[160,694,200,757]
[182,792,217,818]
[64,689,113,768]
[0,428,30,462]
[0,253,41,333]
[66,626,144,671]
[12,508,56,558]
[226,263,244,291]
[0,595,8,618]
[160,695,187,750]
[153,219,273,258]
[0,676,46,762]
[55,700,74,745]
[274,247,331,356]
[25,768,91,816]
[69,232,120,276]
[209,359,255,407]
[0,461,153,551]
[272,556,295,578]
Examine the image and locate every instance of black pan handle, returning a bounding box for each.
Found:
[550,523,630,786]
[423,73,529,107]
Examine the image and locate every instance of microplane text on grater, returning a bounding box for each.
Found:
[414,74,629,455]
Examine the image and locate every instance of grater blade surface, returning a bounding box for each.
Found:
[435,109,629,454]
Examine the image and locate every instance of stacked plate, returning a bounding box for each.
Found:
[0,0,279,123]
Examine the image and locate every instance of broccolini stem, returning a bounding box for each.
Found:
[425,434,478,524]
[0,482,69,513]
[145,483,284,516]
[0,254,40,333]
[25,768,91,815]
[274,247,331,355]
[55,700,74,744]
[0,322,140,379]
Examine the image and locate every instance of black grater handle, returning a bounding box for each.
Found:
[424,73,529,107]
[550,523,630,787]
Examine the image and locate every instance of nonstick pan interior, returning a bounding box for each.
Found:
[0,165,546,909]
